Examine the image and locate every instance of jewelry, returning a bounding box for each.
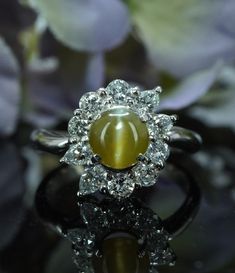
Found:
[35,160,201,272]
[32,79,202,198]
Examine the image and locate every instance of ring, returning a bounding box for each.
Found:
[31,79,202,198]
[35,158,201,272]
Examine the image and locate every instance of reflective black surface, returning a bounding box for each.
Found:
[1,137,235,273]
[33,153,202,272]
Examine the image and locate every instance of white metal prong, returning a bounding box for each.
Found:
[170,114,178,123]
[155,86,162,94]
[91,154,101,163]
[156,161,164,170]
[163,135,170,142]
[98,88,107,97]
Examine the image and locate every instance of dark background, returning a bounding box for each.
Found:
[0,0,235,272]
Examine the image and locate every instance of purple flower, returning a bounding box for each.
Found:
[29,0,131,51]
[127,0,235,77]
[0,38,20,136]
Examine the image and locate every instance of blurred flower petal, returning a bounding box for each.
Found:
[0,38,20,135]
[84,53,104,91]
[128,0,235,77]
[159,63,221,110]
[189,89,235,129]
[189,66,235,129]
[25,44,104,127]
[29,0,130,52]
[0,142,25,250]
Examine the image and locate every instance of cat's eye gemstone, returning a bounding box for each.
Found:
[89,106,149,170]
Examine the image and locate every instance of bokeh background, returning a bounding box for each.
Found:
[1,0,235,272]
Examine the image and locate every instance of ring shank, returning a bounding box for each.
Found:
[168,126,202,153]
[162,153,201,237]
[31,129,69,154]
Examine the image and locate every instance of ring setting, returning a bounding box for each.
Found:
[61,79,176,198]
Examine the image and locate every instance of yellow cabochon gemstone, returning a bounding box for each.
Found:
[92,235,150,273]
[89,106,149,170]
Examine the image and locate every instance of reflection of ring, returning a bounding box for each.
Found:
[35,159,201,272]
[32,79,202,198]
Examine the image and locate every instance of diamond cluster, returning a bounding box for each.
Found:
[63,198,176,273]
[61,79,175,198]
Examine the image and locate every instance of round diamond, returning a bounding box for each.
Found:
[73,109,93,126]
[80,171,101,195]
[147,141,169,165]
[134,162,159,187]
[150,249,176,267]
[68,115,90,137]
[72,251,94,273]
[113,92,127,104]
[147,119,160,139]
[136,106,150,122]
[157,114,173,133]
[107,173,135,198]
[80,165,107,195]
[96,90,114,110]
[79,92,101,113]
[139,90,160,111]
[141,175,158,188]
[106,79,130,96]
[100,95,114,109]
[68,116,80,136]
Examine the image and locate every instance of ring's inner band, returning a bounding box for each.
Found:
[35,158,201,238]
[31,127,202,155]
[168,127,202,153]
[162,153,201,237]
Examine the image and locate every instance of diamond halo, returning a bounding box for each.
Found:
[61,79,176,198]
